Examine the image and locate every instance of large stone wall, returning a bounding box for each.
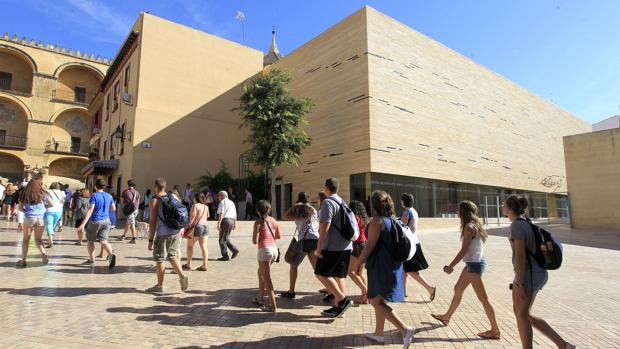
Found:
[564,129,620,229]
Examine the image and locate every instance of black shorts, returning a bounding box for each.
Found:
[314,250,351,278]
[302,239,318,253]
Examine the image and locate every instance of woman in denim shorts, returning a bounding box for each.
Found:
[183,193,210,271]
[504,196,575,349]
[431,201,501,340]
[16,178,49,267]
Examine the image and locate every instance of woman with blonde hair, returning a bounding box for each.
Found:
[431,200,500,340]
[504,195,575,349]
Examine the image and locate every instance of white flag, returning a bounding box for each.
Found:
[235,10,245,21]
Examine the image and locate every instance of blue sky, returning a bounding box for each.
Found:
[2,0,619,124]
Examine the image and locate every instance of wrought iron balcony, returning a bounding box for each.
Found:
[0,134,27,149]
[52,89,95,105]
[45,140,89,155]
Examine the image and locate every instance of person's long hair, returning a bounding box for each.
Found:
[291,192,314,219]
[457,200,487,242]
[255,200,272,223]
[350,200,369,225]
[20,179,45,205]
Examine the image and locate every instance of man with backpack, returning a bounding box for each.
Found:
[315,177,355,318]
[147,177,189,293]
[120,179,141,243]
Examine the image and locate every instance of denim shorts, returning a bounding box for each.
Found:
[466,257,488,274]
[193,224,208,237]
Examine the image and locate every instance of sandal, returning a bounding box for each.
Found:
[261,304,277,312]
[318,288,328,294]
[195,266,207,271]
[41,254,49,265]
[16,260,27,268]
[251,298,263,306]
[431,314,450,326]
[430,287,436,302]
[182,264,191,270]
[477,330,501,340]
[358,293,368,304]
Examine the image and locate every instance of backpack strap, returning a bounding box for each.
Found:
[324,196,345,233]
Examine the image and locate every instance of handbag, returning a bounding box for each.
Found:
[122,189,137,216]
[265,219,280,263]
[183,205,206,239]
[285,226,306,266]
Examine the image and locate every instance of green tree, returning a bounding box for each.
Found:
[237,69,313,198]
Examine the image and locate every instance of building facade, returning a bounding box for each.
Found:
[269,7,591,218]
[564,126,620,230]
[77,6,591,219]
[82,13,264,197]
[0,33,109,184]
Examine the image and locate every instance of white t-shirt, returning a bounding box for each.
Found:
[217,197,237,220]
[45,189,65,213]
[0,184,5,200]
[183,188,194,203]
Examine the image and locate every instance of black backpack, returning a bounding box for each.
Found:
[157,194,189,229]
[385,219,416,262]
[519,218,563,270]
[324,197,360,241]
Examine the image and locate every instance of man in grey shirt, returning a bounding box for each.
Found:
[314,177,353,318]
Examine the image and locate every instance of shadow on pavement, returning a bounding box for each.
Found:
[0,286,142,297]
[108,288,334,328]
[486,222,620,251]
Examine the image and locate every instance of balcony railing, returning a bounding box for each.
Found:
[0,78,11,90]
[0,135,27,149]
[45,141,89,155]
[52,89,95,105]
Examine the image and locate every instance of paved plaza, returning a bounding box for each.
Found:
[0,220,618,349]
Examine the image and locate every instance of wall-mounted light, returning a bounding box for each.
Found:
[112,125,123,139]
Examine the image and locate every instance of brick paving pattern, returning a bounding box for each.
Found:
[0,220,618,348]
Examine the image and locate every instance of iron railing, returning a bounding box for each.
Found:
[45,140,89,155]
[52,89,96,105]
[0,134,27,149]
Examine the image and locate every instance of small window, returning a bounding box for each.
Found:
[94,111,100,127]
[0,72,12,90]
[120,123,126,155]
[74,86,87,103]
[0,129,6,145]
[113,82,120,111]
[105,93,110,121]
[103,140,107,158]
[71,136,81,153]
[124,65,130,89]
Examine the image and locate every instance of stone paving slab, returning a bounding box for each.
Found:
[0,220,618,348]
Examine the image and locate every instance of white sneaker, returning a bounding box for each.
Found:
[365,333,385,343]
[403,326,414,349]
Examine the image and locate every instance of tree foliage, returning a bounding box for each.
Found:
[237,69,313,171]
[196,161,235,193]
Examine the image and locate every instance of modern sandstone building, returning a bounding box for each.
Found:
[3,6,589,218]
[0,34,109,184]
[268,7,590,218]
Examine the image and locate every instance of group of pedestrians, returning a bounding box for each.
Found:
[10,174,576,349]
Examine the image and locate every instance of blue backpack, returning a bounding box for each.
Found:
[157,194,189,229]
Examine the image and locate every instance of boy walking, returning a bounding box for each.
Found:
[147,177,189,293]
[77,178,116,268]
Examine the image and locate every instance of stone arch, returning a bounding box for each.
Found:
[0,93,32,119]
[49,108,91,154]
[54,62,104,79]
[0,44,38,72]
[0,45,36,94]
[0,151,25,182]
[0,96,30,143]
[48,105,89,123]
[48,157,88,181]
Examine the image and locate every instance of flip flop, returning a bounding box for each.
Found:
[195,266,207,271]
[431,314,449,326]
[16,260,27,268]
[477,331,501,340]
[430,287,436,302]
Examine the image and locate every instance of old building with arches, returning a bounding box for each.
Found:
[0,33,109,184]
